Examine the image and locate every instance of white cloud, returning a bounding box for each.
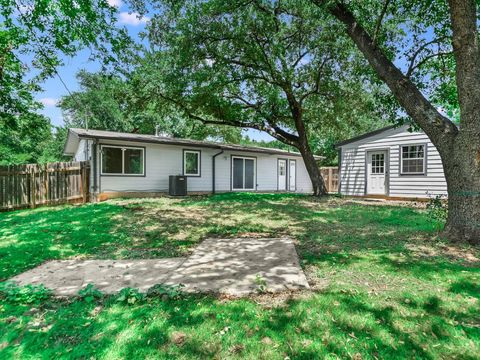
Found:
[39,98,58,107]
[107,0,123,8]
[118,12,150,26]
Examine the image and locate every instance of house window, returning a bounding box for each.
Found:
[232,156,256,190]
[101,145,144,176]
[401,145,425,174]
[183,150,200,176]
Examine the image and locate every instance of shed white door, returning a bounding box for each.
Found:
[367,151,387,195]
[288,160,296,191]
[278,159,287,191]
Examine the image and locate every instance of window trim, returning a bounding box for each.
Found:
[183,149,201,177]
[399,143,428,176]
[100,144,146,177]
[231,155,257,191]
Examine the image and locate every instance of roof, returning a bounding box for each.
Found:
[64,128,323,159]
[335,125,398,148]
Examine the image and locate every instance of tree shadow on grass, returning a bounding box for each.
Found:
[0,203,127,280]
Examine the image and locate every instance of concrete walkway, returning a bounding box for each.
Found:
[12,237,309,296]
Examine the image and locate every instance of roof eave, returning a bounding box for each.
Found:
[74,132,313,158]
[334,125,398,149]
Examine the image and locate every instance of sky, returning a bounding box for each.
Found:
[33,0,273,142]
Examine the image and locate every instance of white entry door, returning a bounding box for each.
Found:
[288,160,296,191]
[278,159,287,191]
[367,151,387,195]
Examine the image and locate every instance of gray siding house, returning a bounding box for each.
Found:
[336,125,447,199]
[64,128,317,199]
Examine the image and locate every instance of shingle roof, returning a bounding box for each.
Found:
[66,128,323,159]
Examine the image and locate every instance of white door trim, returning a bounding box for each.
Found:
[288,159,296,192]
[366,150,389,195]
[277,159,287,191]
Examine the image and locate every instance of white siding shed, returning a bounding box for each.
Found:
[337,125,447,199]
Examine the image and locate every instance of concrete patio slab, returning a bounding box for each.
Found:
[164,237,309,295]
[12,259,185,296]
[11,237,309,296]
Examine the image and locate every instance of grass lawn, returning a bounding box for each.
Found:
[0,193,478,359]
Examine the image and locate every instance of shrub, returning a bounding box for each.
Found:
[78,284,103,303]
[426,193,448,230]
[0,281,51,304]
[147,283,185,299]
[116,288,145,305]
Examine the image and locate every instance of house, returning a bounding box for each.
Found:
[336,125,447,200]
[63,128,318,199]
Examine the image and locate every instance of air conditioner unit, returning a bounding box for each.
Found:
[169,175,187,196]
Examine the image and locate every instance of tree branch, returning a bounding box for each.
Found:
[315,0,458,154]
[156,90,299,146]
[372,0,390,46]
[405,36,449,77]
[406,51,452,77]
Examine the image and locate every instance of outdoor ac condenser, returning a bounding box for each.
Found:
[169,175,187,196]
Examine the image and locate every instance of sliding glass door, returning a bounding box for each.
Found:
[232,156,256,190]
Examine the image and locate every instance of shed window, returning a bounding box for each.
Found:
[101,145,144,175]
[401,145,425,174]
[183,150,200,176]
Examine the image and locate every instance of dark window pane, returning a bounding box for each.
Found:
[102,147,123,174]
[124,148,143,174]
[245,159,254,189]
[233,158,244,189]
[185,152,199,175]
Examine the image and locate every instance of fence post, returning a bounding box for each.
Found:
[328,168,333,193]
[30,166,36,209]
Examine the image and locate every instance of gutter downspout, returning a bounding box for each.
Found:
[92,139,99,200]
[337,147,342,195]
[212,150,224,194]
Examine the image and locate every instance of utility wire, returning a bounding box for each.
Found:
[14,0,96,130]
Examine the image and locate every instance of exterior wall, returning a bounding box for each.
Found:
[87,139,312,194]
[339,126,447,198]
[74,139,87,161]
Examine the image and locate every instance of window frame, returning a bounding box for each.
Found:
[399,143,427,176]
[100,144,146,177]
[183,149,201,177]
[231,155,257,191]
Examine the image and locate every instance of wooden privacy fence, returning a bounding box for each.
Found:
[0,161,90,211]
[320,166,339,193]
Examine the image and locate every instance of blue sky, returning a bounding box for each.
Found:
[33,0,272,141]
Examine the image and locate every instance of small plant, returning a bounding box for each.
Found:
[254,274,268,293]
[0,281,51,304]
[147,283,185,299]
[116,288,145,305]
[78,284,103,303]
[426,193,448,230]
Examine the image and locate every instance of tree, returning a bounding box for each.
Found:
[0,0,129,164]
[314,0,480,242]
[60,70,243,142]
[130,0,388,195]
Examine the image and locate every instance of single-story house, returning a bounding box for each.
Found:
[64,128,318,199]
[336,125,447,200]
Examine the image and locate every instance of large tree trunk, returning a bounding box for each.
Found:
[297,138,327,196]
[444,0,480,243]
[320,0,480,242]
[284,85,327,196]
[443,141,480,242]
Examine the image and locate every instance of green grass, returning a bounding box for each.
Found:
[0,193,479,359]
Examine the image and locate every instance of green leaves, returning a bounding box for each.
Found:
[0,281,52,304]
